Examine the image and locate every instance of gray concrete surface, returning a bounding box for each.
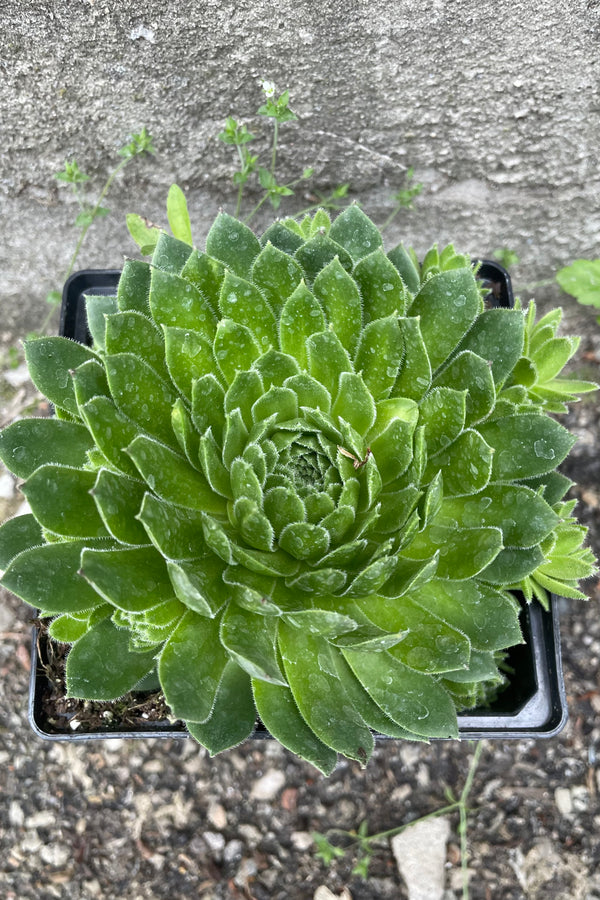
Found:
[1,0,600,341]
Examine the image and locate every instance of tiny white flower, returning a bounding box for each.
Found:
[260,79,276,98]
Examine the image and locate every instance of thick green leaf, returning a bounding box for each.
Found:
[91,469,149,545]
[343,647,458,738]
[187,661,256,753]
[353,249,408,322]
[22,465,107,539]
[260,221,305,254]
[456,308,524,386]
[284,373,331,413]
[443,649,501,685]
[24,337,97,416]
[294,233,353,285]
[479,545,546,584]
[117,259,151,313]
[368,398,419,484]
[190,374,226,440]
[354,315,404,401]
[282,608,358,637]
[171,399,201,467]
[105,353,178,448]
[205,212,261,278]
[279,521,329,560]
[164,327,218,400]
[419,387,467,457]
[178,254,222,325]
[252,680,337,775]
[425,429,493,496]
[1,540,105,614]
[358,592,470,673]
[0,514,43,568]
[313,257,362,356]
[70,359,110,410]
[329,205,383,262]
[137,493,208,559]
[66,618,157,700]
[406,522,503,579]
[332,651,426,740]
[80,397,140,478]
[387,243,421,294]
[149,267,217,336]
[85,294,119,350]
[440,484,559,548]
[214,319,262,384]
[252,385,298,424]
[307,331,353,399]
[278,623,374,764]
[279,282,327,370]
[104,311,168,378]
[159,609,228,722]
[127,434,226,515]
[151,232,193,273]
[166,557,226,617]
[198,429,232,498]
[251,242,304,316]
[220,604,286,684]
[166,183,193,244]
[0,418,93,479]
[393,317,432,401]
[80,546,176,612]
[233,499,275,552]
[432,351,495,424]
[409,268,481,371]
[410,579,523,652]
[48,614,90,643]
[219,270,278,351]
[253,349,301,391]
[263,485,306,535]
[478,414,576,480]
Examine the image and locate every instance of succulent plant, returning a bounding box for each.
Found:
[0,204,597,773]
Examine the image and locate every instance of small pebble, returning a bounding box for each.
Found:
[250,769,285,801]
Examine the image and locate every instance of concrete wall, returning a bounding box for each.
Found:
[1,0,600,339]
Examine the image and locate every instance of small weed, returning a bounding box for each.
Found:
[557,258,600,324]
[39,128,155,336]
[312,741,484,899]
[492,247,520,271]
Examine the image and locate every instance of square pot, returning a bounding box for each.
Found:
[27,263,568,743]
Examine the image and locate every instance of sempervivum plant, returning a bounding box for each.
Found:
[0,204,597,773]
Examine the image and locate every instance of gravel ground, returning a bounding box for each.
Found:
[1,294,599,900]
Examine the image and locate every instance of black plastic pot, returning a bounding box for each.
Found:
[28,263,568,743]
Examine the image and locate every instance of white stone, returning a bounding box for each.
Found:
[203,831,226,855]
[391,816,450,900]
[39,842,70,867]
[554,786,573,817]
[28,810,56,829]
[207,802,227,829]
[250,768,285,801]
[313,888,353,900]
[9,801,24,827]
[291,830,314,851]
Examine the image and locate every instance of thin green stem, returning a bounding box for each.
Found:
[379,203,402,233]
[271,119,279,175]
[235,144,247,218]
[243,192,270,224]
[40,155,134,335]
